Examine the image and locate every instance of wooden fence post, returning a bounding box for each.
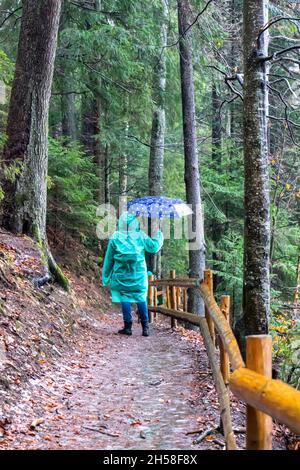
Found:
[219,295,230,385]
[148,274,154,323]
[166,286,171,308]
[176,287,181,310]
[246,335,273,450]
[170,269,177,328]
[183,288,187,312]
[204,270,215,344]
[154,286,158,321]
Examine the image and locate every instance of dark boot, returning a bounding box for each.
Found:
[141,321,149,337]
[118,321,132,336]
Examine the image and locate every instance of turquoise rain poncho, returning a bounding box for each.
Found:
[102,212,164,303]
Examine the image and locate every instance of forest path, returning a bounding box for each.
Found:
[0,313,237,450]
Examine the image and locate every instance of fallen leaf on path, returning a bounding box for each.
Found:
[205,435,215,442]
[54,415,65,421]
[30,418,44,430]
[130,420,142,427]
[64,384,74,394]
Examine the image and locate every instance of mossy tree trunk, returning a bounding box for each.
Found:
[243,0,270,337]
[2,0,69,290]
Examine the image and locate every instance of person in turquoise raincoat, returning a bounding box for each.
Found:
[102,211,164,336]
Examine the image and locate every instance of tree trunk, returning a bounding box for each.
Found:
[2,0,62,240]
[80,0,106,205]
[148,0,168,279]
[293,245,300,305]
[59,6,77,141]
[211,82,222,165]
[119,122,128,214]
[104,144,110,204]
[1,0,68,290]
[178,0,205,315]
[61,87,77,141]
[243,0,270,336]
[211,81,222,291]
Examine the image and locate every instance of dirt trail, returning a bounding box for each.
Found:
[0,314,236,450]
[0,231,290,450]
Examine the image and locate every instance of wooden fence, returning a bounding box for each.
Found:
[147,269,300,450]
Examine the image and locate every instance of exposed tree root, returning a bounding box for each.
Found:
[32,226,70,291]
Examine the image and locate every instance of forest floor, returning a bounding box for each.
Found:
[0,230,293,450]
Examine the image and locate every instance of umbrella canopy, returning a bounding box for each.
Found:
[127,196,193,219]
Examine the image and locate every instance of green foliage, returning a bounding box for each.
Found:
[0,1,299,360]
[47,138,98,246]
[270,308,300,386]
[0,49,14,84]
[2,160,22,183]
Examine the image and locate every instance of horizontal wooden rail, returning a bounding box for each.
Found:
[230,368,300,435]
[149,305,202,326]
[149,277,199,288]
[148,271,300,443]
[149,278,244,370]
[199,282,245,370]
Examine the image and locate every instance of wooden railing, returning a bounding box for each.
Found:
[147,269,300,450]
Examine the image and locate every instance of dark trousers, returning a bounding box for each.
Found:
[121,301,149,323]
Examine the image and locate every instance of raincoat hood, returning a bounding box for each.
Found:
[117,211,140,233]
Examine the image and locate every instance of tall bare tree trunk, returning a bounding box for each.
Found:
[119,121,128,215]
[148,0,168,278]
[61,90,77,141]
[293,245,300,305]
[58,0,77,140]
[80,0,106,205]
[243,0,270,336]
[178,0,205,315]
[211,82,222,165]
[104,144,110,204]
[211,81,222,291]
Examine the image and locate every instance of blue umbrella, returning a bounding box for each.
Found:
[127,196,193,219]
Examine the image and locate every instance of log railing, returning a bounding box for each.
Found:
[147,269,300,450]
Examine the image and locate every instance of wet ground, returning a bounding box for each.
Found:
[1,313,235,450]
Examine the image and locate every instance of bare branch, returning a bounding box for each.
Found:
[206,64,227,76]
[268,115,300,130]
[164,0,214,49]
[206,65,243,101]
[0,6,22,29]
[269,77,297,97]
[257,16,300,45]
[83,62,133,93]
[261,44,300,62]
[51,90,88,96]
[224,77,243,101]
[218,95,239,120]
